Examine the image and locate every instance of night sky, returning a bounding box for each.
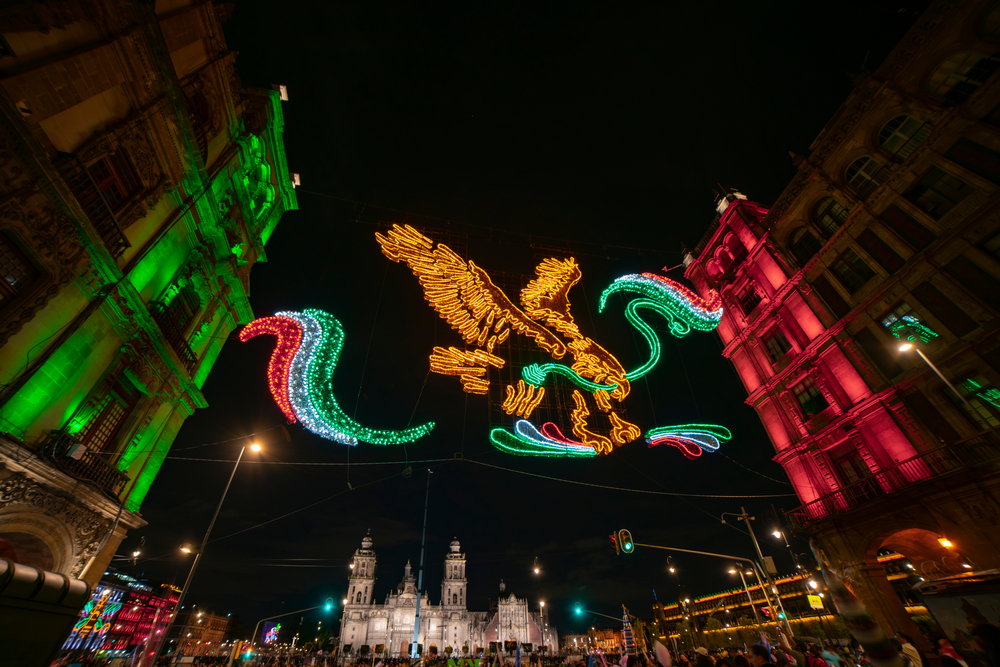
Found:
[124,0,928,643]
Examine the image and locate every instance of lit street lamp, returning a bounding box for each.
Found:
[146,442,262,666]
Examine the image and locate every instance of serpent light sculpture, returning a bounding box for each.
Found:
[240,308,434,446]
[376,223,730,459]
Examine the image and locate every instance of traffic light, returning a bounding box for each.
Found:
[609,533,620,555]
[575,607,583,615]
[618,529,634,554]
[778,611,786,619]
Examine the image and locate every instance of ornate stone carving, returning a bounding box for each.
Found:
[0,474,111,576]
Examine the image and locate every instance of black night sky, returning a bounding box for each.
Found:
[124,0,928,643]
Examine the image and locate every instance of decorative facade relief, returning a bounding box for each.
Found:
[0,473,111,576]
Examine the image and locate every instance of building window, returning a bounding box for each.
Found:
[846,156,889,201]
[910,280,978,337]
[0,232,39,305]
[943,138,1000,184]
[790,228,822,264]
[736,283,762,315]
[879,302,918,330]
[86,150,140,210]
[829,442,872,486]
[856,229,904,274]
[879,115,933,163]
[951,374,1000,430]
[78,375,141,453]
[761,327,792,363]
[945,254,1000,312]
[830,249,876,293]
[791,375,829,417]
[813,197,850,236]
[928,53,1000,106]
[878,204,936,250]
[905,167,976,219]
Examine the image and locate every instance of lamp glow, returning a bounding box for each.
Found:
[938,538,954,548]
[899,342,913,352]
[250,443,261,452]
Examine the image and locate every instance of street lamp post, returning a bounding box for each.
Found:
[729,566,766,638]
[146,443,261,667]
[722,508,793,634]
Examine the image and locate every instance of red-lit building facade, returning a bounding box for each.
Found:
[684,1,1000,646]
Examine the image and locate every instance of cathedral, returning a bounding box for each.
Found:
[338,534,558,657]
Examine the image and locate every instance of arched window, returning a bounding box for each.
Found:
[790,228,823,264]
[813,197,850,236]
[878,115,933,162]
[356,592,362,604]
[928,53,1000,106]
[453,594,458,604]
[846,156,888,201]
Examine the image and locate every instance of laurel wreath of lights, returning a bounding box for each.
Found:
[240,308,434,446]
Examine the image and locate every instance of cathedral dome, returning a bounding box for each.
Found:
[450,538,461,553]
[362,535,373,549]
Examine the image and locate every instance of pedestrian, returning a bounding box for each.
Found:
[936,639,968,667]
[695,648,714,667]
[734,655,750,667]
[819,645,843,667]
[896,634,923,667]
[748,645,776,667]
[974,624,1000,667]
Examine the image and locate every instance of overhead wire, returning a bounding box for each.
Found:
[461,459,796,498]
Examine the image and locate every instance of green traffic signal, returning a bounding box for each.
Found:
[618,529,634,553]
[575,607,582,614]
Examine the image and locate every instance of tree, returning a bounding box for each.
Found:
[445,646,454,656]
[359,645,371,658]
[462,645,470,655]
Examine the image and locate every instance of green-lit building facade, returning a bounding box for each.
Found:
[0,0,296,584]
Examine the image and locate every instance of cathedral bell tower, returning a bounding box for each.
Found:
[347,532,376,607]
[441,537,467,608]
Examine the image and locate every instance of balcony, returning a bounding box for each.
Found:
[57,154,131,258]
[43,431,130,498]
[148,301,199,375]
[786,435,1000,529]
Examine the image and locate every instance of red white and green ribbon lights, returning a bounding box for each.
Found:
[240,309,434,446]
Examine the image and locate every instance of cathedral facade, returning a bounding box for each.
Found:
[339,535,557,657]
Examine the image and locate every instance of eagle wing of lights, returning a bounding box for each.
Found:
[240,309,434,446]
[375,225,728,460]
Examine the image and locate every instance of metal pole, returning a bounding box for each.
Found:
[738,569,766,637]
[915,348,981,419]
[147,445,247,667]
[411,470,432,659]
[740,507,793,635]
